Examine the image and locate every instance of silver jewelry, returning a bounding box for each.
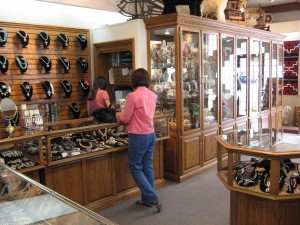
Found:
[58,33,69,47]
[0,56,7,69]
[77,34,86,42]
[61,80,72,93]
[40,57,51,68]
[43,81,52,96]
[0,30,7,43]
[79,80,89,90]
[17,31,28,42]
[59,57,70,71]
[22,83,32,97]
[39,32,49,46]
[16,56,28,70]
[98,128,108,141]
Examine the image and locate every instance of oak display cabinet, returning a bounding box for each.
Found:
[144,13,284,182]
[216,128,300,225]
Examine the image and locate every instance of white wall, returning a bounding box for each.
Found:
[0,0,127,29]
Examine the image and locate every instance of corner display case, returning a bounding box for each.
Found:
[0,163,116,224]
[144,13,284,182]
[216,129,300,225]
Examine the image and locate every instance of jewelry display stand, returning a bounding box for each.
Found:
[39,56,52,73]
[61,80,72,98]
[57,33,69,49]
[42,80,53,99]
[77,57,88,73]
[16,30,29,48]
[59,57,70,72]
[69,103,80,119]
[0,28,7,47]
[15,55,28,73]
[20,81,33,101]
[76,34,87,50]
[79,79,90,96]
[38,32,50,48]
[0,55,9,74]
[0,81,10,99]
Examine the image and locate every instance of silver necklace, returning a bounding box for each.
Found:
[44,81,52,96]
[0,57,7,69]
[39,32,49,46]
[78,58,88,68]
[58,34,69,47]
[0,30,7,43]
[80,80,89,90]
[16,56,28,69]
[70,104,80,113]
[77,34,86,42]
[62,81,72,93]
[60,57,70,71]
[22,83,32,97]
[17,31,28,42]
[40,57,51,68]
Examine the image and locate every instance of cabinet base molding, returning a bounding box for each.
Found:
[230,191,300,225]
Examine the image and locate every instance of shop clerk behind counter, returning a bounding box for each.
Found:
[116,68,162,212]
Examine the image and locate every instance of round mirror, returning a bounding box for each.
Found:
[0,98,17,120]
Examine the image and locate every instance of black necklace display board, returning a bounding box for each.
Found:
[61,80,72,98]
[77,34,87,50]
[0,82,10,99]
[42,80,53,99]
[0,28,7,47]
[79,79,90,96]
[57,33,69,49]
[0,21,90,133]
[59,57,70,73]
[77,57,88,73]
[38,32,50,48]
[39,56,52,73]
[15,55,28,73]
[0,55,9,74]
[69,102,80,119]
[20,81,33,101]
[16,30,29,48]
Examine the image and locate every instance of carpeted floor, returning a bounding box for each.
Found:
[98,168,230,225]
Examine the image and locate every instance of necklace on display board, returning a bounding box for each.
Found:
[43,81,52,97]
[39,32,50,48]
[59,57,70,72]
[16,56,28,70]
[40,56,51,68]
[0,56,7,69]
[61,80,72,93]
[58,33,69,48]
[21,82,32,98]
[77,58,88,72]
[0,29,7,45]
[17,31,28,42]
[77,34,87,50]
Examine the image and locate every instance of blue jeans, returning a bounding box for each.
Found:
[128,133,158,205]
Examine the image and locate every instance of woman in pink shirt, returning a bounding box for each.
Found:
[88,76,116,123]
[116,68,162,213]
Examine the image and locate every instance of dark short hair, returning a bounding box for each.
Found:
[131,68,150,89]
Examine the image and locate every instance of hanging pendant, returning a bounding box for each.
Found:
[47,90,51,96]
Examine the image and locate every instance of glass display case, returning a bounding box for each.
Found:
[0,163,116,224]
[221,34,234,122]
[261,41,271,111]
[249,39,260,115]
[277,44,284,108]
[271,43,278,109]
[203,32,219,127]
[236,38,248,118]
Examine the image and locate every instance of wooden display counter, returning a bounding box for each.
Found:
[216,129,300,225]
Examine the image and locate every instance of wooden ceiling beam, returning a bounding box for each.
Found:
[261,2,300,13]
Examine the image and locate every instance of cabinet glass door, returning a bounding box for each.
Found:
[221,35,234,122]
[261,42,271,111]
[149,28,176,120]
[249,39,260,115]
[203,32,218,127]
[182,30,200,131]
[271,43,277,108]
[277,44,283,107]
[236,38,248,118]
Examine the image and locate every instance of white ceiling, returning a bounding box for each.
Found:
[36,0,299,12]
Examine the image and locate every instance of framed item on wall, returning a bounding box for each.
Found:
[111,52,119,67]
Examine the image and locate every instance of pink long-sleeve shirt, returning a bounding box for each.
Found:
[119,87,157,134]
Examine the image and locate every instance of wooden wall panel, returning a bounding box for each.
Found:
[0,21,90,136]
